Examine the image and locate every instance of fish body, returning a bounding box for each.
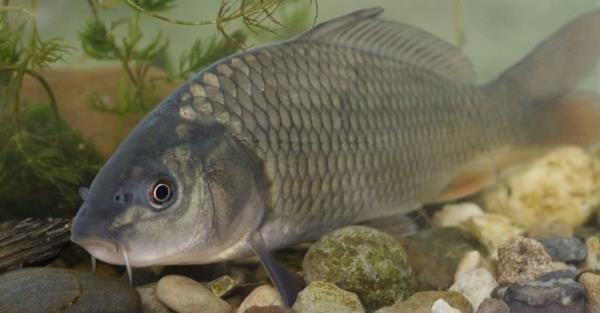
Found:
[72,8,600,270]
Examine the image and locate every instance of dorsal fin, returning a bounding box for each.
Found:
[297,7,475,83]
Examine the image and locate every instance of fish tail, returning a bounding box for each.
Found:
[493,9,600,147]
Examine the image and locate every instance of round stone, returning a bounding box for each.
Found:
[303,226,416,310]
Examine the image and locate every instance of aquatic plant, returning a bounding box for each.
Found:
[0,0,312,219]
[0,1,102,218]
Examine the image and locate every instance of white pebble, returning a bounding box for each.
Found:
[236,285,281,313]
[431,299,461,313]
[449,268,497,312]
[156,275,231,313]
[432,202,483,228]
[454,251,482,282]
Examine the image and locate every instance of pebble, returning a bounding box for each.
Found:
[503,270,585,313]
[206,275,238,297]
[476,298,509,313]
[459,213,523,256]
[406,227,486,290]
[244,306,292,313]
[454,251,494,282]
[156,275,231,313]
[527,220,573,238]
[137,283,173,313]
[431,299,462,313]
[375,291,471,313]
[582,236,600,270]
[579,272,600,313]
[292,281,365,313]
[535,236,587,263]
[0,267,140,313]
[497,237,552,285]
[236,285,281,313]
[303,226,416,309]
[482,147,600,230]
[432,202,484,228]
[400,238,455,291]
[450,268,497,311]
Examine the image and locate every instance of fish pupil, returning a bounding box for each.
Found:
[152,182,171,203]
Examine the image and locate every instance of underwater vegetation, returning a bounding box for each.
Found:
[0,0,312,219]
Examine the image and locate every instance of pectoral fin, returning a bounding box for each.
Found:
[432,169,494,203]
[248,232,305,308]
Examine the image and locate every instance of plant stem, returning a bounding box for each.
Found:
[0,66,62,130]
[86,0,138,87]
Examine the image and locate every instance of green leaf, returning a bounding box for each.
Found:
[79,18,117,60]
[132,0,175,12]
[178,30,246,79]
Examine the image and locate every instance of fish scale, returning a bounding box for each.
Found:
[179,41,515,234]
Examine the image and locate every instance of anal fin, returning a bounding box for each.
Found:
[248,232,305,308]
[536,91,600,147]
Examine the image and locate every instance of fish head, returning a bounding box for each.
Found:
[71,106,265,267]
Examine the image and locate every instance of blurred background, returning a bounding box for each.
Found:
[2,0,600,219]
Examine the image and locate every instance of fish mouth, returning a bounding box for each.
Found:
[72,237,126,265]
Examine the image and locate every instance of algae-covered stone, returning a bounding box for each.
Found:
[292,281,365,313]
[374,291,472,313]
[303,226,416,309]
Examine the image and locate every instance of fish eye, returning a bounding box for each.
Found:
[149,180,174,207]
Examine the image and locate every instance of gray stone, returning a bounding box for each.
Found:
[503,272,585,313]
[0,267,141,313]
[374,291,472,313]
[535,236,587,263]
[244,306,292,313]
[303,226,415,310]
[156,275,231,313]
[476,298,509,313]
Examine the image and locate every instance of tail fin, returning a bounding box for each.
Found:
[496,9,600,101]
[494,9,600,147]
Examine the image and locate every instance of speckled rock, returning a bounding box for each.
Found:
[406,227,486,290]
[137,283,173,313]
[156,275,231,313]
[579,272,600,313]
[292,281,365,313]
[0,267,141,313]
[503,270,585,313]
[432,203,484,228]
[374,291,472,313]
[482,147,600,230]
[476,298,509,313]
[450,268,497,311]
[459,213,524,256]
[582,236,600,270]
[431,299,462,313]
[236,285,281,313]
[303,226,416,309]
[497,237,552,285]
[535,236,587,263]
